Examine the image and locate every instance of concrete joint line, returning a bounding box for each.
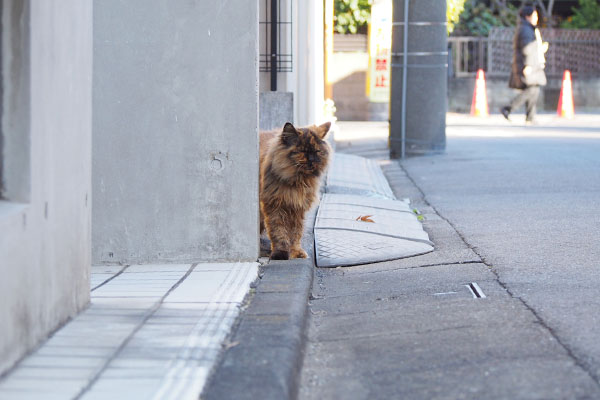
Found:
[322,201,415,213]
[152,263,257,399]
[397,161,600,388]
[314,226,433,246]
[352,260,484,275]
[74,263,199,399]
[90,264,130,292]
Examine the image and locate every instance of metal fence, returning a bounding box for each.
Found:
[449,28,600,78]
[259,0,293,74]
[448,37,489,77]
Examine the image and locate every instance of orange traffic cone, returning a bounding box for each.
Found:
[557,70,574,119]
[470,69,489,117]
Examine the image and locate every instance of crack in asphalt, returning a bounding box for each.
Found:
[397,161,600,388]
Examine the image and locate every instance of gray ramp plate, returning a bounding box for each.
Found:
[315,193,433,267]
[326,153,395,199]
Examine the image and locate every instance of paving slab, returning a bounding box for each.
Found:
[326,153,395,199]
[202,207,318,400]
[0,262,258,400]
[316,148,433,268]
[315,193,433,267]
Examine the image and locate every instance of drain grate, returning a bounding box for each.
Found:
[466,282,486,299]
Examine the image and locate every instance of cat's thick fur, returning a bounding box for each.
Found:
[259,122,332,260]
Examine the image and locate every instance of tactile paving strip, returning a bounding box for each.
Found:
[326,153,395,199]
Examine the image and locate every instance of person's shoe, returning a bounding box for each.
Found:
[500,106,511,121]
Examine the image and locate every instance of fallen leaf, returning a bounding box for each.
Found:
[356,215,375,223]
[222,340,239,350]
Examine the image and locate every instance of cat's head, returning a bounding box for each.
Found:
[273,122,332,178]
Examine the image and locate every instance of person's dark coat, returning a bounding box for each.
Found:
[509,18,547,89]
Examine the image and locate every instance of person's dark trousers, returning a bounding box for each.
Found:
[507,85,540,121]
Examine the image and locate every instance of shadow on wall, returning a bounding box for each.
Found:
[333,70,368,120]
[330,45,388,121]
[332,71,389,121]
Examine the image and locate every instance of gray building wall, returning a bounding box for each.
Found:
[0,0,93,374]
[93,1,259,264]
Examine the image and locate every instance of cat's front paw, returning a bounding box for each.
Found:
[290,248,308,259]
[270,250,290,260]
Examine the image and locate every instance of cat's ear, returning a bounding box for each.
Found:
[281,122,299,146]
[315,122,331,139]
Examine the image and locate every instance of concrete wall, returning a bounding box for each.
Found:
[0,0,93,374]
[259,92,293,131]
[448,76,600,114]
[93,1,259,264]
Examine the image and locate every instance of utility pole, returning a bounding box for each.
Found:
[389,0,447,158]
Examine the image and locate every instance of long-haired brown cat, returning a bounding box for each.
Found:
[260,122,332,260]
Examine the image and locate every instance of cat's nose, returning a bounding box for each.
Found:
[308,153,315,162]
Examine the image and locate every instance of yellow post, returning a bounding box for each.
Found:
[324,0,334,100]
[367,0,392,103]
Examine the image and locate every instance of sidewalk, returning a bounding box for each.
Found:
[205,115,600,399]
[0,262,258,399]
[298,117,600,399]
[202,121,433,399]
[2,121,416,400]
[6,115,595,399]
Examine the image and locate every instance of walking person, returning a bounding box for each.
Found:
[501,5,548,124]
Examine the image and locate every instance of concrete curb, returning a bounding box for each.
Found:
[201,207,317,400]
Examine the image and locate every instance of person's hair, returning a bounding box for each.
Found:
[519,5,536,19]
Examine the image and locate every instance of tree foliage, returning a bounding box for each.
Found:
[334,0,373,34]
[561,0,600,29]
[452,0,518,36]
[447,0,467,34]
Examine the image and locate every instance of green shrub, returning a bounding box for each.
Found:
[561,0,600,29]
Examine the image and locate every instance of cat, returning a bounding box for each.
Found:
[259,121,332,260]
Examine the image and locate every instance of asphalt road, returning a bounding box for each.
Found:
[298,115,600,399]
